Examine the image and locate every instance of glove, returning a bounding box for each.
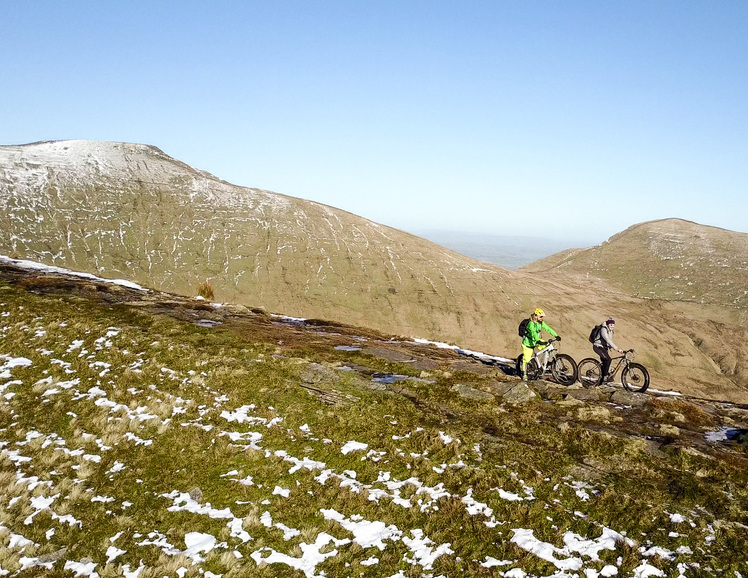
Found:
[555,335,561,342]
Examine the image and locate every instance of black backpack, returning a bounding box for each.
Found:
[518,318,530,338]
[588,324,603,343]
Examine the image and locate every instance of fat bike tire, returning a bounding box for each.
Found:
[577,358,603,388]
[526,358,542,381]
[551,354,578,386]
[621,363,650,393]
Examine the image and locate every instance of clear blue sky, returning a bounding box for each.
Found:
[3,1,747,245]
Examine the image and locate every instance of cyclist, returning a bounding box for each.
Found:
[592,318,624,382]
[521,308,560,380]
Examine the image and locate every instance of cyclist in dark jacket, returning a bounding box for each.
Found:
[593,318,624,382]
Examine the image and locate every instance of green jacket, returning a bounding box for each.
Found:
[522,320,558,348]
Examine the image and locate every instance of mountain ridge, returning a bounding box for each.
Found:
[2,140,747,402]
[522,218,748,312]
[0,140,525,349]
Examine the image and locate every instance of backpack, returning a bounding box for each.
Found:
[518,318,530,338]
[588,324,603,344]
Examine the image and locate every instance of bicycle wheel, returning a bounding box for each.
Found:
[526,358,542,381]
[551,354,578,386]
[621,363,650,393]
[577,358,602,388]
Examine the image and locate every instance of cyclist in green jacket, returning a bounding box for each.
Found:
[521,308,560,380]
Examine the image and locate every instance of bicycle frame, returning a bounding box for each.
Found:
[524,339,578,385]
[530,341,556,374]
[606,350,634,378]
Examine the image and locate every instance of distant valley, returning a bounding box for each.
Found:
[415,230,580,270]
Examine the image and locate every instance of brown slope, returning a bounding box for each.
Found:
[521,219,748,401]
[1,143,746,403]
[522,219,748,310]
[0,140,528,357]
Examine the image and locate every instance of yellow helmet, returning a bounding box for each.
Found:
[533,308,545,317]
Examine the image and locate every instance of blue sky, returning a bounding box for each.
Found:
[2,1,747,245]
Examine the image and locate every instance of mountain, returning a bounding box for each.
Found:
[1,141,747,403]
[522,219,748,401]
[521,219,748,310]
[0,140,524,350]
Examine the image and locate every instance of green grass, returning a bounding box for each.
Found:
[1,280,747,576]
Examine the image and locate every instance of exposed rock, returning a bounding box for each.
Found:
[557,396,585,407]
[568,387,613,402]
[489,381,536,404]
[300,363,341,385]
[189,487,203,503]
[448,359,496,375]
[451,384,495,402]
[577,406,612,421]
[409,357,441,371]
[607,389,649,406]
[37,548,69,563]
[362,346,416,363]
[389,385,417,399]
[532,381,575,401]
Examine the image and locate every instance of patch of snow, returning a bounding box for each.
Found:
[0,255,147,291]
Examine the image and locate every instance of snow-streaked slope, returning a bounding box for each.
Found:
[3,141,748,402]
[1,267,742,577]
[0,140,524,353]
[522,219,748,310]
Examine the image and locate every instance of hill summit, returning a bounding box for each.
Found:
[522,218,748,311]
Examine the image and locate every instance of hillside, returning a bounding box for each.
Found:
[0,258,746,576]
[0,140,527,354]
[520,220,748,401]
[522,219,748,311]
[2,141,747,403]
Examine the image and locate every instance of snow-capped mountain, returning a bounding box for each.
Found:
[0,140,522,351]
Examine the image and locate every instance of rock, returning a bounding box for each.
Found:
[490,381,536,405]
[189,487,203,503]
[389,385,417,399]
[38,548,68,563]
[577,406,612,421]
[451,384,495,402]
[300,363,341,385]
[448,360,495,375]
[409,357,440,371]
[567,388,608,402]
[557,396,585,407]
[607,389,648,406]
[659,424,680,436]
[362,346,415,363]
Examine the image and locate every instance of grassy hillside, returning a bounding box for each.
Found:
[1,262,747,576]
[520,219,748,403]
[2,143,747,403]
[0,140,526,358]
[522,219,748,311]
